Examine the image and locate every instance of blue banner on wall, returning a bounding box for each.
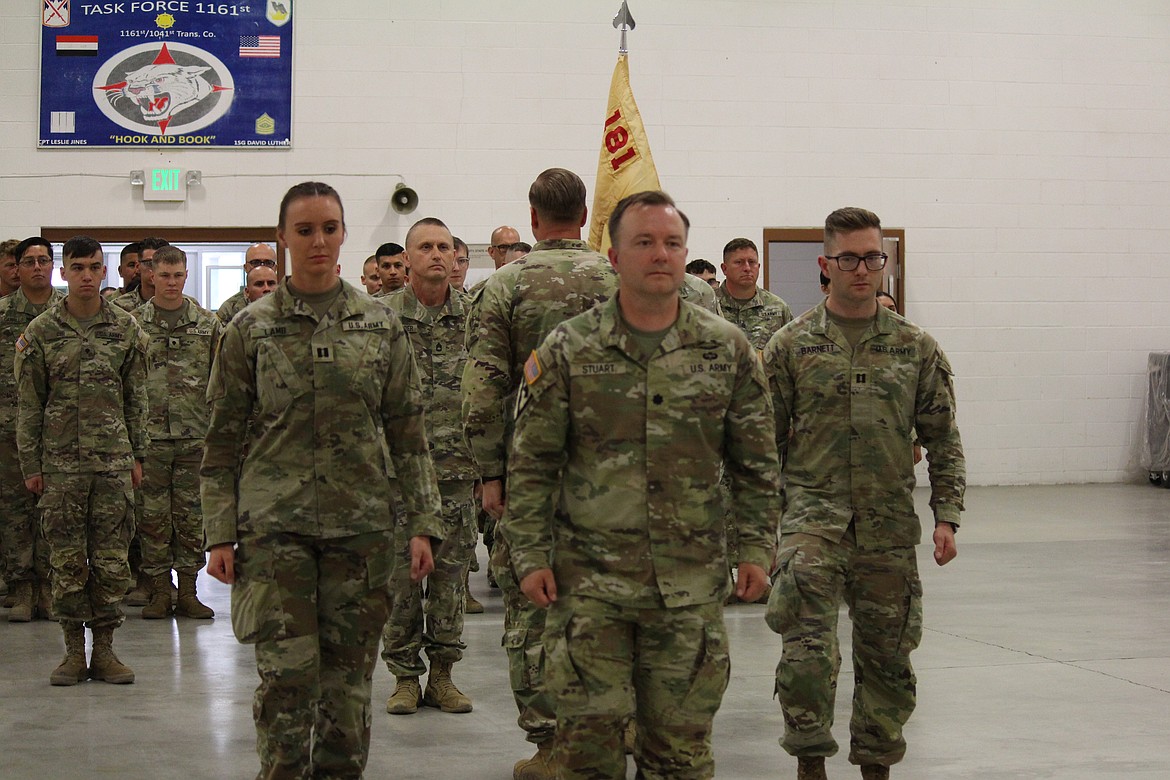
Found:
[39,0,293,148]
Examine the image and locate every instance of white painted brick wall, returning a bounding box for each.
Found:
[2,0,1169,486]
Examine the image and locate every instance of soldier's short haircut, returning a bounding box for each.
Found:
[824,207,882,247]
[363,255,378,270]
[62,235,102,261]
[607,190,690,246]
[120,241,142,261]
[14,237,52,262]
[686,258,716,275]
[152,245,188,267]
[509,241,532,254]
[1,238,21,260]
[139,236,170,252]
[376,242,405,259]
[405,217,451,249]
[453,236,468,254]
[278,181,345,231]
[722,237,757,259]
[529,167,587,224]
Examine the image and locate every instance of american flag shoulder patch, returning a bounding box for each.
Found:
[523,350,542,385]
[15,333,29,352]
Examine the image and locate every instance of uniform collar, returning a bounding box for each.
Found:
[391,283,467,321]
[273,277,366,324]
[597,293,708,359]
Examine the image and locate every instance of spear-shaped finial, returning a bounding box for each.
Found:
[613,1,635,54]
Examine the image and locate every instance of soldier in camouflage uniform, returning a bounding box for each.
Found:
[379,218,478,716]
[505,191,780,780]
[135,246,221,621]
[716,237,793,348]
[201,183,444,779]
[1,238,65,622]
[111,236,169,607]
[715,237,792,602]
[463,168,620,780]
[1,238,20,297]
[110,236,169,314]
[215,242,278,323]
[15,235,148,686]
[761,207,965,780]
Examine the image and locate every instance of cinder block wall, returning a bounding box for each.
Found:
[3,1,1169,485]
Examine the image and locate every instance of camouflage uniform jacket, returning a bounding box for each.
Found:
[111,287,150,313]
[762,301,965,549]
[505,295,781,609]
[15,297,148,477]
[216,289,247,323]
[680,273,722,316]
[462,238,617,479]
[200,279,443,547]
[1,287,66,440]
[716,284,793,350]
[137,298,221,442]
[379,285,476,481]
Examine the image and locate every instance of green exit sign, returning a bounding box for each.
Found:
[143,167,187,202]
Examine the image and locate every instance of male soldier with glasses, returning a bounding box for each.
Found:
[1,238,65,622]
[216,242,278,323]
[761,207,965,780]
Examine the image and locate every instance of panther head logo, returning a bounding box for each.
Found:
[94,43,233,135]
[114,63,214,126]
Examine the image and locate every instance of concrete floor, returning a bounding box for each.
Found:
[1,484,1168,779]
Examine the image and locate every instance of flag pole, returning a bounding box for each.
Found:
[613,1,634,54]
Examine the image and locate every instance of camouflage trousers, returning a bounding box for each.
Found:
[231,529,393,780]
[39,471,134,629]
[139,439,205,578]
[0,449,50,586]
[545,596,730,780]
[381,480,476,676]
[767,530,923,766]
[492,533,555,745]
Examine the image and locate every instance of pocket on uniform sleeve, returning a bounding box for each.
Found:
[230,545,287,644]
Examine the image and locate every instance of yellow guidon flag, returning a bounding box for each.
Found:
[588,53,661,255]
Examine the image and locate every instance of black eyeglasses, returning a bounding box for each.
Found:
[247,259,278,269]
[19,257,53,268]
[825,253,888,272]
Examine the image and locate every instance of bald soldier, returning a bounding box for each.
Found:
[762,207,965,780]
[216,242,278,323]
[504,190,779,779]
[380,217,478,717]
[244,265,279,303]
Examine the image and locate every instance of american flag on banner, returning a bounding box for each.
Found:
[239,35,280,58]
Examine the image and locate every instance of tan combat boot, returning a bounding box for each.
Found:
[50,622,88,686]
[175,572,214,619]
[124,570,150,606]
[7,580,34,623]
[861,765,889,780]
[423,659,473,713]
[89,626,135,684]
[464,571,484,614]
[141,575,173,619]
[36,580,55,620]
[798,756,828,780]
[386,676,421,714]
[513,741,555,780]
